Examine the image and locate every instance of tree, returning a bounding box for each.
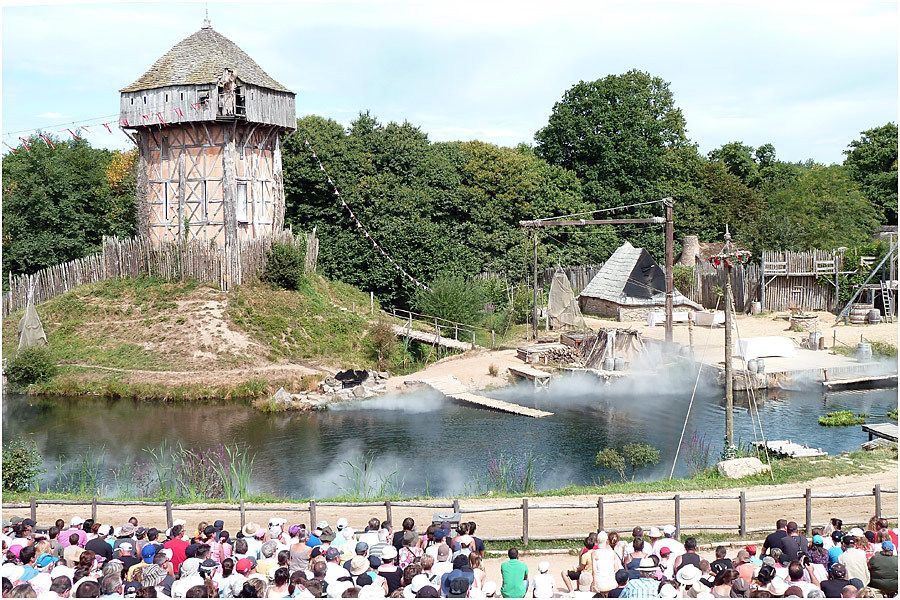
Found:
[2,136,136,277]
[844,123,898,224]
[595,448,626,481]
[708,142,759,187]
[745,165,879,251]
[535,70,690,256]
[622,443,661,479]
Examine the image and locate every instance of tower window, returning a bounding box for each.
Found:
[165,93,169,102]
[161,136,169,160]
[131,98,134,105]
[143,96,147,104]
[181,93,184,101]
[201,180,209,221]
[163,182,171,221]
[236,182,248,223]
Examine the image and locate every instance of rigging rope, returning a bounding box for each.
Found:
[303,138,429,291]
[669,296,720,479]
[534,199,664,223]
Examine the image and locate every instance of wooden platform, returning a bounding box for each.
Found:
[752,440,827,458]
[822,374,898,390]
[391,324,476,351]
[508,365,552,389]
[862,423,898,443]
[419,376,553,418]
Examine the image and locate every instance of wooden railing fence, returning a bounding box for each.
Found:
[5,486,894,545]
[3,229,317,317]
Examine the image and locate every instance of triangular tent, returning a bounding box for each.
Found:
[17,291,48,351]
[548,270,587,330]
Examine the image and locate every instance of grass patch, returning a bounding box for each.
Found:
[832,340,898,358]
[889,408,898,421]
[819,410,867,426]
[227,277,373,367]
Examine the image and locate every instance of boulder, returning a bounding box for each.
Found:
[352,385,367,398]
[717,457,771,479]
[271,387,293,408]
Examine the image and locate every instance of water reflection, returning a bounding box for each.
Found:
[2,381,896,498]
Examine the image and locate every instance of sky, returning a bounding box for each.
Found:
[1,0,897,163]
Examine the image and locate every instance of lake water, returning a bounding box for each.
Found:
[2,371,896,498]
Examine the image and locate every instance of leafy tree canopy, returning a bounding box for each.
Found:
[844,122,898,224]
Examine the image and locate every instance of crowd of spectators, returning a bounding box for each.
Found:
[0,512,896,598]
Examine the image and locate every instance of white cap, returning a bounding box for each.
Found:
[662,525,676,536]
[849,527,865,537]
[381,545,398,560]
[659,584,679,599]
[648,526,662,538]
[337,517,349,530]
[172,519,186,527]
[317,520,329,529]
[538,561,550,573]
[70,516,85,527]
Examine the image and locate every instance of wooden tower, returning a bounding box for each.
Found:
[119,19,295,262]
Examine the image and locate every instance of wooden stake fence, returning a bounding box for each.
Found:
[2,229,317,317]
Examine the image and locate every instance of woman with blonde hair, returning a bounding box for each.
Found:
[590,531,622,594]
[469,552,486,589]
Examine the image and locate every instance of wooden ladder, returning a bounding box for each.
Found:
[880,280,894,323]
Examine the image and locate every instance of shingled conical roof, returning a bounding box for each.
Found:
[120,24,291,93]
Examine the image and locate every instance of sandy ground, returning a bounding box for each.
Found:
[11,462,895,544]
[385,349,525,393]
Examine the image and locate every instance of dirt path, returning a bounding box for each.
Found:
[16,463,895,541]
[385,349,525,393]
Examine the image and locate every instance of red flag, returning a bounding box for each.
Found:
[156,112,167,126]
[39,134,55,148]
[66,128,82,141]
[174,107,184,118]
[104,122,114,133]
[19,137,31,150]
[3,142,17,153]
[141,114,150,124]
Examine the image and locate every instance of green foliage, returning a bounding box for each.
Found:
[414,275,484,325]
[595,448,626,481]
[746,165,879,252]
[365,320,398,370]
[820,242,888,307]
[844,122,898,224]
[673,265,694,295]
[263,241,307,290]
[596,443,661,481]
[1,437,44,492]
[888,408,898,421]
[6,346,57,388]
[622,443,661,477]
[818,410,867,426]
[2,136,136,278]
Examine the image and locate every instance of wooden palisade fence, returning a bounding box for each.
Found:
[5,485,894,545]
[3,229,317,317]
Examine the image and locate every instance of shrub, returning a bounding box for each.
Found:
[596,443,661,482]
[366,320,397,371]
[6,346,57,388]
[673,265,694,294]
[262,241,306,290]
[2,437,44,492]
[818,410,867,426]
[888,408,898,421]
[488,363,499,377]
[415,275,484,326]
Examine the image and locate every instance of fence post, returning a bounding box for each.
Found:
[805,488,812,536]
[597,497,604,532]
[739,492,746,537]
[165,500,173,529]
[674,495,681,539]
[30,497,37,523]
[370,292,374,315]
[874,484,882,518]
[385,501,392,525]
[239,500,246,529]
[522,498,529,546]
[453,499,460,515]
[491,330,496,349]
[455,324,459,340]
[309,501,317,528]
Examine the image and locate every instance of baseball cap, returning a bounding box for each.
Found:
[36,554,59,568]
[118,542,133,553]
[538,561,550,573]
[141,544,158,563]
[812,535,824,545]
[746,544,757,554]
[70,516,85,527]
[659,547,672,557]
[355,541,369,554]
[662,525,676,536]
[830,563,847,578]
[437,543,450,560]
[843,535,857,545]
[337,517,349,531]
[882,540,895,552]
[849,528,864,537]
[235,558,254,574]
[831,531,844,542]
[648,527,661,537]
[448,578,470,598]
[325,546,341,561]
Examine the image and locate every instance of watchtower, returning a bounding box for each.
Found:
[119,19,295,252]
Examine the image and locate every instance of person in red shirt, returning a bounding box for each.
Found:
[163,524,189,575]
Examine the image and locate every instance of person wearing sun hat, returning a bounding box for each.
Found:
[620,557,659,598]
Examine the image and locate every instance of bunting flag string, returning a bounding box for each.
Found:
[303,138,429,291]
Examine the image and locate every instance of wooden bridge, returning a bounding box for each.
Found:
[390,324,476,351]
[390,308,481,351]
[419,376,553,418]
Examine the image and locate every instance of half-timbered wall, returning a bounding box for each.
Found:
[136,121,285,247]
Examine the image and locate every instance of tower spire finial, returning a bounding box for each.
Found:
[202,4,211,28]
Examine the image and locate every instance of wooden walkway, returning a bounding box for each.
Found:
[508,365,552,389]
[862,423,898,443]
[419,376,553,418]
[822,374,897,390]
[391,324,477,351]
[752,440,827,458]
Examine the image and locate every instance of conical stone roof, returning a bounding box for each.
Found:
[121,25,291,93]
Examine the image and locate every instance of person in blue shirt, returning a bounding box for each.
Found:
[828,531,844,566]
